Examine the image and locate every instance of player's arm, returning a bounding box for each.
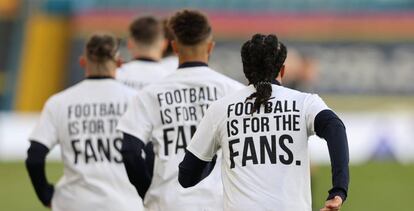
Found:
[117,93,155,198]
[121,133,152,198]
[143,142,155,178]
[25,140,54,207]
[305,94,349,210]
[178,151,217,188]
[314,110,349,207]
[179,103,221,188]
[26,97,59,208]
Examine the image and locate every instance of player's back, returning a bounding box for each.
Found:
[161,56,179,72]
[33,78,143,211]
[116,60,171,90]
[126,65,244,211]
[204,84,324,211]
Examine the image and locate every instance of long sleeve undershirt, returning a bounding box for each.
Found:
[25,141,54,207]
[178,109,349,202]
[314,109,349,202]
[120,133,153,199]
[178,152,217,188]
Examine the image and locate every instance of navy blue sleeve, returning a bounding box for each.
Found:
[25,141,54,207]
[178,151,217,188]
[314,109,350,202]
[120,133,152,199]
[143,142,155,178]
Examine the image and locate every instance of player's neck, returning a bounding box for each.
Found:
[131,49,161,62]
[274,76,283,85]
[85,75,114,79]
[85,69,115,79]
[178,55,209,66]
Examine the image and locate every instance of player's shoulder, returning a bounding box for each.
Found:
[277,85,316,99]
[213,84,321,106]
[204,67,242,83]
[161,56,179,69]
[277,86,326,108]
[42,80,90,107]
[118,61,141,70]
[130,83,159,101]
[47,80,86,102]
[53,79,136,98]
[42,93,60,110]
[110,80,138,95]
[118,61,171,80]
[116,61,137,75]
[41,85,78,110]
[183,66,245,91]
[208,86,252,111]
[203,91,244,125]
[136,82,164,101]
[120,60,168,71]
[213,70,245,92]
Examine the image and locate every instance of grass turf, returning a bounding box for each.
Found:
[0,161,413,211]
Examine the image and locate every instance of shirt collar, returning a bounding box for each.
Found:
[178,61,208,69]
[134,57,157,62]
[272,79,281,86]
[86,76,113,80]
[249,79,281,86]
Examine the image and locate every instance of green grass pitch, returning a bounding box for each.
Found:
[0,161,413,211]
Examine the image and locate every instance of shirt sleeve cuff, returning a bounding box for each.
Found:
[186,146,214,162]
[117,126,148,144]
[327,187,348,202]
[28,137,54,149]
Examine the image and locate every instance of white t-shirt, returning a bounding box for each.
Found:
[187,84,329,211]
[161,56,179,72]
[30,79,144,211]
[116,60,171,90]
[117,66,244,211]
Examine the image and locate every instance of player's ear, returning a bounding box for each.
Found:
[280,65,286,78]
[162,39,169,51]
[171,40,179,54]
[79,56,86,68]
[127,37,135,51]
[114,55,123,68]
[207,41,215,55]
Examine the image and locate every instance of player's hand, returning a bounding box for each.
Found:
[320,196,343,211]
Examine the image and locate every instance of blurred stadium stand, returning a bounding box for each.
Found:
[1,0,414,110]
[70,0,414,11]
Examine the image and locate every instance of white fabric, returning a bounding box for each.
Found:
[161,56,179,72]
[117,66,244,211]
[187,85,329,211]
[116,60,171,90]
[30,79,143,211]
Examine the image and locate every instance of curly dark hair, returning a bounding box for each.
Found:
[169,9,212,45]
[129,16,163,45]
[241,34,287,114]
[86,33,119,63]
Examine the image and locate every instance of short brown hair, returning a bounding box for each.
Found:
[86,33,119,63]
[169,10,212,45]
[129,16,163,45]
